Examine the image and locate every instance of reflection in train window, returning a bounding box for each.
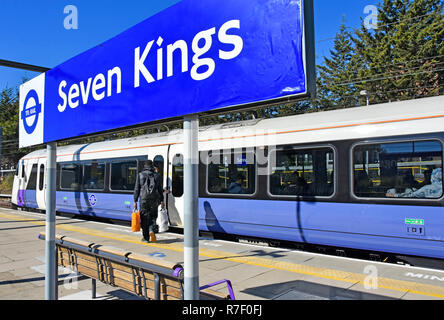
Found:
[207,150,256,195]
[110,161,138,191]
[269,147,334,197]
[26,164,38,190]
[172,154,183,197]
[353,140,443,199]
[153,155,164,188]
[60,163,82,190]
[83,162,105,190]
[39,164,44,191]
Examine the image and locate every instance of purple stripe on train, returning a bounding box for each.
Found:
[17,189,25,207]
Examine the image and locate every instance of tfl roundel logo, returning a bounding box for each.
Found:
[89,194,97,207]
[21,89,42,134]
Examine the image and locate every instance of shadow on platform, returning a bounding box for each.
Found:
[242,280,396,300]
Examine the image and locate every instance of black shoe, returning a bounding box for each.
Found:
[141,238,149,243]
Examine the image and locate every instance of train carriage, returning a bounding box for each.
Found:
[12,96,444,267]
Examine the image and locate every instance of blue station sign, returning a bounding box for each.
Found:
[19,0,315,147]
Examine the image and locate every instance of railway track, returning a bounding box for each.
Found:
[0,195,12,208]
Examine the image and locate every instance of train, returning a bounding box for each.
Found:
[12,96,444,267]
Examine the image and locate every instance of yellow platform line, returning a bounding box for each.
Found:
[1,210,444,299]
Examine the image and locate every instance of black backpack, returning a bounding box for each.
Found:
[140,171,159,203]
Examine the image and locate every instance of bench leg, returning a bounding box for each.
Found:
[92,279,96,299]
[55,257,58,300]
[154,273,160,300]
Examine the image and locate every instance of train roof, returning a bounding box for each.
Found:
[21,95,443,161]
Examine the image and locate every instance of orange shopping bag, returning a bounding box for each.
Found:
[131,210,141,232]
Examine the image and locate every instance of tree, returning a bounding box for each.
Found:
[352,0,443,103]
[0,85,39,168]
[314,0,443,108]
[316,18,362,109]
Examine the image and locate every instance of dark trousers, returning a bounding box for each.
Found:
[140,201,158,240]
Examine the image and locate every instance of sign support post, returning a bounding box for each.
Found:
[183,115,199,300]
[45,142,57,300]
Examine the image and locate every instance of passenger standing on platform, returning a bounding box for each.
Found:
[134,160,164,243]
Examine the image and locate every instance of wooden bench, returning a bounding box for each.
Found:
[38,233,235,300]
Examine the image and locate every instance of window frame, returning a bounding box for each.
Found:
[39,164,45,191]
[82,161,106,191]
[267,144,337,199]
[109,159,139,192]
[350,137,444,202]
[26,164,38,190]
[171,153,184,198]
[205,149,258,197]
[59,163,82,191]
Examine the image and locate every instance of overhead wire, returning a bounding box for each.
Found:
[324,67,444,87]
[332,85,440,97]
[316,10,440,43]
[320,54,444,73]
[322,63,444,87]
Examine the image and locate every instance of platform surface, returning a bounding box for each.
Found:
[1,208,444,300]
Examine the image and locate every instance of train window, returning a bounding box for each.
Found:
[21,163,24,178]
[39,164,44,191]
[60,163,82,190]
[207,150,256,195]
[26,164,38,190]
[269,147,334,197]
[110,161,138,191]
[172,154,183,197]
[83,162,105,190]
[154,155,164,181]
[353,140,443,199]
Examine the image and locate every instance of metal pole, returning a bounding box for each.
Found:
[183,115,199,300]
[45,142,57,300]
[0,59,50,73]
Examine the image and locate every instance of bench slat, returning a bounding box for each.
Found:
[58,250,184,300]
[200,288,230,300]
[92,245,131,258]
[128,252,178,270]
[57,235,95,249]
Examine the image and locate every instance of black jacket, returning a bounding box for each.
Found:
[133,168,163,203]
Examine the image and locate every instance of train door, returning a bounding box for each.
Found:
[12,160,24,206]
[24,163,38,209]
[167,145,184,226]
[36,160,46,210]
[19,160,26,206]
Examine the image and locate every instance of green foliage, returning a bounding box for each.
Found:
[0,173,14,194]
[326,0,444,106]
[316,18,362,109]
[0,87,19,137]
[0,84,39,168]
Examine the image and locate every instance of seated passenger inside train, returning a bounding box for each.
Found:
[288,174,309,196]
[85,177,102,190]
[228,174,246,194]
[354,170,372,196]
[386,168,442,198]
[384,174,415,198]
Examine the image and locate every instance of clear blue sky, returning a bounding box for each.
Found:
[0,0,376,90]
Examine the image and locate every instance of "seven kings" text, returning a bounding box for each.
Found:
[57,19,243,112]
